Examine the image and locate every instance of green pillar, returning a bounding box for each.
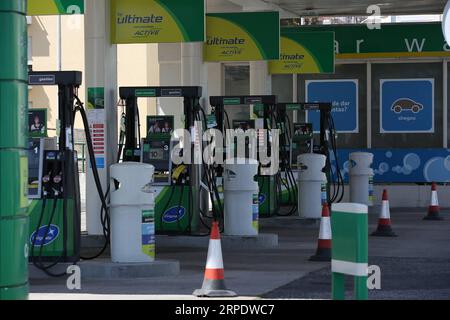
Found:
[0,0,29,300]
[331,203,369,301]
[331,272,345,300]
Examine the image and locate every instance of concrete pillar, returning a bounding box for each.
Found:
[250,61,271,96]
[157,43,182,128]
[85,0,118,235]
[207,63,222,97]
[181,42,207,224]
[181,43,202,86]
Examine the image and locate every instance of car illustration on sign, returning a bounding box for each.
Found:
[391,98,424,114]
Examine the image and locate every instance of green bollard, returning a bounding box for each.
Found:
[331,203,369,300]
[0,0,29,300]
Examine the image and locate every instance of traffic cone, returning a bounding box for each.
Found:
[424,183,444,221]
[371,190,397,237]
[193,221,237,297]
[309,203,332,262]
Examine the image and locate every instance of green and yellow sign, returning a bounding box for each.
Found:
[269,31,335,74]
[204,12,280,62]
[27,0,84,15]
[111,0,205,44]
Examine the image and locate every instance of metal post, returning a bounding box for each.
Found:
[443,59,448,149]
[0,0,29,300]
[292,75,298,122]
[366,62,372,149]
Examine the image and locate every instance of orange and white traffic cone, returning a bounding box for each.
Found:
[371,190,397,237]
[193,221,237,297]
[309,203,332,262]
[424,182,444,221]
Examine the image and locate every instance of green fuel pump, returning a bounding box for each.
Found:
[26,71,109,276]
[209,95,279,218]
[27,72,82,274]
[275,102,344,206]
[118,86,205,234]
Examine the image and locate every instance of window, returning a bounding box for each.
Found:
[224,64,249,96]
[223,64,250,125]
[272,75,293,103]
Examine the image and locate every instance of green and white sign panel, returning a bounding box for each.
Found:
[331,203,368,300]
[205,12,280,62]
[269,31,335,74]
[27,0,84,15]
[296,22,450,59]
[111,0,205,44]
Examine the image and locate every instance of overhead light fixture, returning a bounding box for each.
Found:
[443,1,450,44]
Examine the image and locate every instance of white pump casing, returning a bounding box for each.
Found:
[349,152,374,206]
[297,154,327,219]
[223,158,259,236]
[110,162,155,263]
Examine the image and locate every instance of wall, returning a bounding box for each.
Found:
[28,15,85,136]
[118,43,160,139]
[28,15,161,141]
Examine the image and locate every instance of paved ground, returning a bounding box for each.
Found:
[29,207,450,300]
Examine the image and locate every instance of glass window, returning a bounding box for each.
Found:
[224,64,250,125]
[224,64,249,96]
[272,74,293,103]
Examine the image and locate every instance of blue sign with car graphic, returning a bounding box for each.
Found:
[380,79,434,133]
[306,80,359,133]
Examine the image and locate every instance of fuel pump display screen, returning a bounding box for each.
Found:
[141,139,171,172]
[28,138,44,198]
[292,123,314,168]
[231,120,256,159]
[294,123,313,138]
[28,109,47,138]
[147,116,174,136]
[232,120,255,131]
[148,148,164,160]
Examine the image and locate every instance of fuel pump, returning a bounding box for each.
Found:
[269,103,299,216]
[27,71,82,275]
[118,86,206,235]
[209,95,279,218]
[275,102,344,206]
[27,71,109,276]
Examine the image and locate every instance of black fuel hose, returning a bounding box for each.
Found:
[73,94,110,260]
